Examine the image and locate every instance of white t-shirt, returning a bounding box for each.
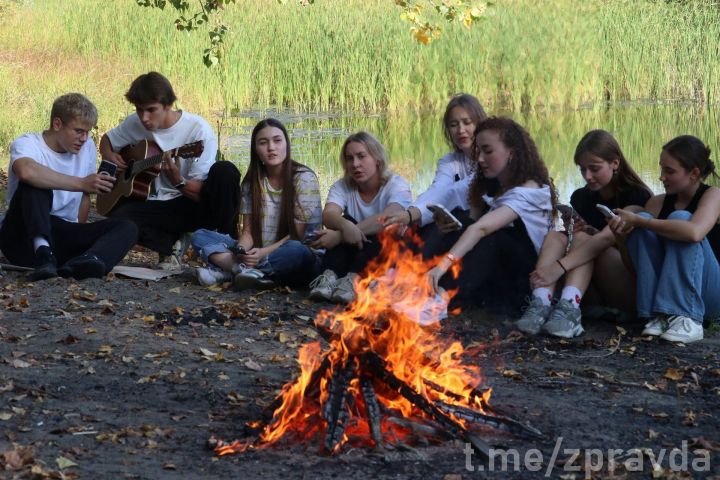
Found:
[105,111,217,201]
[7,133,96,223]
[325,173,412,222]
[412,151,474,226]
[483,185,553,253]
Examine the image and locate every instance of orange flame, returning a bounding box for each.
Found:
[216,227,491,455]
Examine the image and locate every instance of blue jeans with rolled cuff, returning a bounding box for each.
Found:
[191,228,320,287]
[627,211,720,324]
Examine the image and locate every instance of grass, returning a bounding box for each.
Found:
[0,0,718,198]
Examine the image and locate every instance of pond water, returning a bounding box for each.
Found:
[221,103,719,204]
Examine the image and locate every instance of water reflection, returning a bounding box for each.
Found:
[223,103,719,203]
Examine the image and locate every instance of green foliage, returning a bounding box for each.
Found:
[136,0,489,64]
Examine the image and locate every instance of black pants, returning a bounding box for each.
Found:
[442,220,538,314]
[0,182,138,271]
[419,208,474,260]
[320,214,382,277]
[109,161,241,255]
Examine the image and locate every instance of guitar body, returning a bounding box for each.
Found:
[96,141,164,216]
[96,139,204,215]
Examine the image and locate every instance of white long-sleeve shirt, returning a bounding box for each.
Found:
[411,151,474,226]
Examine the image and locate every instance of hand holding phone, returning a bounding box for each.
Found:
[427,203,462,231]
[228,244,246,256]
[97,159,118,178]
[595,204,616,220]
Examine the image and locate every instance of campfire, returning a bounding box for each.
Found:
[210,229,541,458]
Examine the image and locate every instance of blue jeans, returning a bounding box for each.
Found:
[627,211,720,324]
[191,229,320,287]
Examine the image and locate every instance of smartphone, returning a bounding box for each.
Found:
[228,244,246,256]
[97,159,118,177]
[302,231,320,245]
[595,204,616,219]
[554,203,581,221]
[427,203,462,230]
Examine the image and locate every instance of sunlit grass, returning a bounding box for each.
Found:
[0,0,717,199]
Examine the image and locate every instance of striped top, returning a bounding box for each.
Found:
[240,166,322,247]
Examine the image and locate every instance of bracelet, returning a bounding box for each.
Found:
[406,208,413,224]
[446,253,459,264]
[556,259,568,274]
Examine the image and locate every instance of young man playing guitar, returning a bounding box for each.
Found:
[0,93,138,281]
[99,72,241,270]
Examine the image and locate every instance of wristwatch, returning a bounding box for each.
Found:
[173,178,187,190]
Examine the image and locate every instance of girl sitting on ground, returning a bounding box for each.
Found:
[384,94,487,255]
[516,130,652,338]
[308,131,412,303]
[191,118,322,290]
[609,135,720,343]
[427,117,556,313]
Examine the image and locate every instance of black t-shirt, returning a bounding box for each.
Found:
[658,183,720,258]
[570,187,652,231]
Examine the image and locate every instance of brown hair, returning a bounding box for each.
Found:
[663,135,716,180]
[125,72,177,106]
[574,129,653,198]
[242,118,304,246]
[469,116,557,208]
[443,93,487,151]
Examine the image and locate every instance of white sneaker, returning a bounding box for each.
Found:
[172,233,192,259]
[196,265,233,286]
[308,269,338,301]
[641,317,669,336]
[331,273,359,304]
[157,253,183,272]
[660,315,703,343]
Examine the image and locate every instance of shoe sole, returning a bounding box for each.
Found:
[29,267,58,281]
[641,328,664,336]
[659,333,703,343]
[515,321,543,335]
[234,276,275,291]
[309,290,333,302]
[543,324,584,338]
[59,259,106,280]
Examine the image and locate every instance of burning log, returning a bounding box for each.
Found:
[212,230,542,458]
[360,376,384,447]
[323,356,356,452]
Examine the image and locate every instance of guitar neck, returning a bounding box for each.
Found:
[131,153,165,176]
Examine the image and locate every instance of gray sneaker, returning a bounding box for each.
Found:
[542,299,584,338]
[308,269,338,301]
[515,296,553,335]
[641,316,669,336]
[157,253,183,272]
[331,273,359,304]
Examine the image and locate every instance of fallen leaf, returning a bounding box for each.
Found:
[10,359,31,368]
[664,368,684,381]
[244,359,263,371]
[689,436,720,451]
[168,287,181,294]
[163,463,177,470]
[649,411,669,419]
[56,455,78,469]
[502,369,523,379]
[0,412,13,420]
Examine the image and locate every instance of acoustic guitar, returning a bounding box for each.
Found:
[96,139,204,215]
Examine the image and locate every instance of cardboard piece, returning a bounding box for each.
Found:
[111,265,182,281]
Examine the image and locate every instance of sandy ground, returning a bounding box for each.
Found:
[0,247,719,480]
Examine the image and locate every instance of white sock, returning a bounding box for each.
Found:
[33,236,50,251]
[532,287,553,306]
[560,286,583,308]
